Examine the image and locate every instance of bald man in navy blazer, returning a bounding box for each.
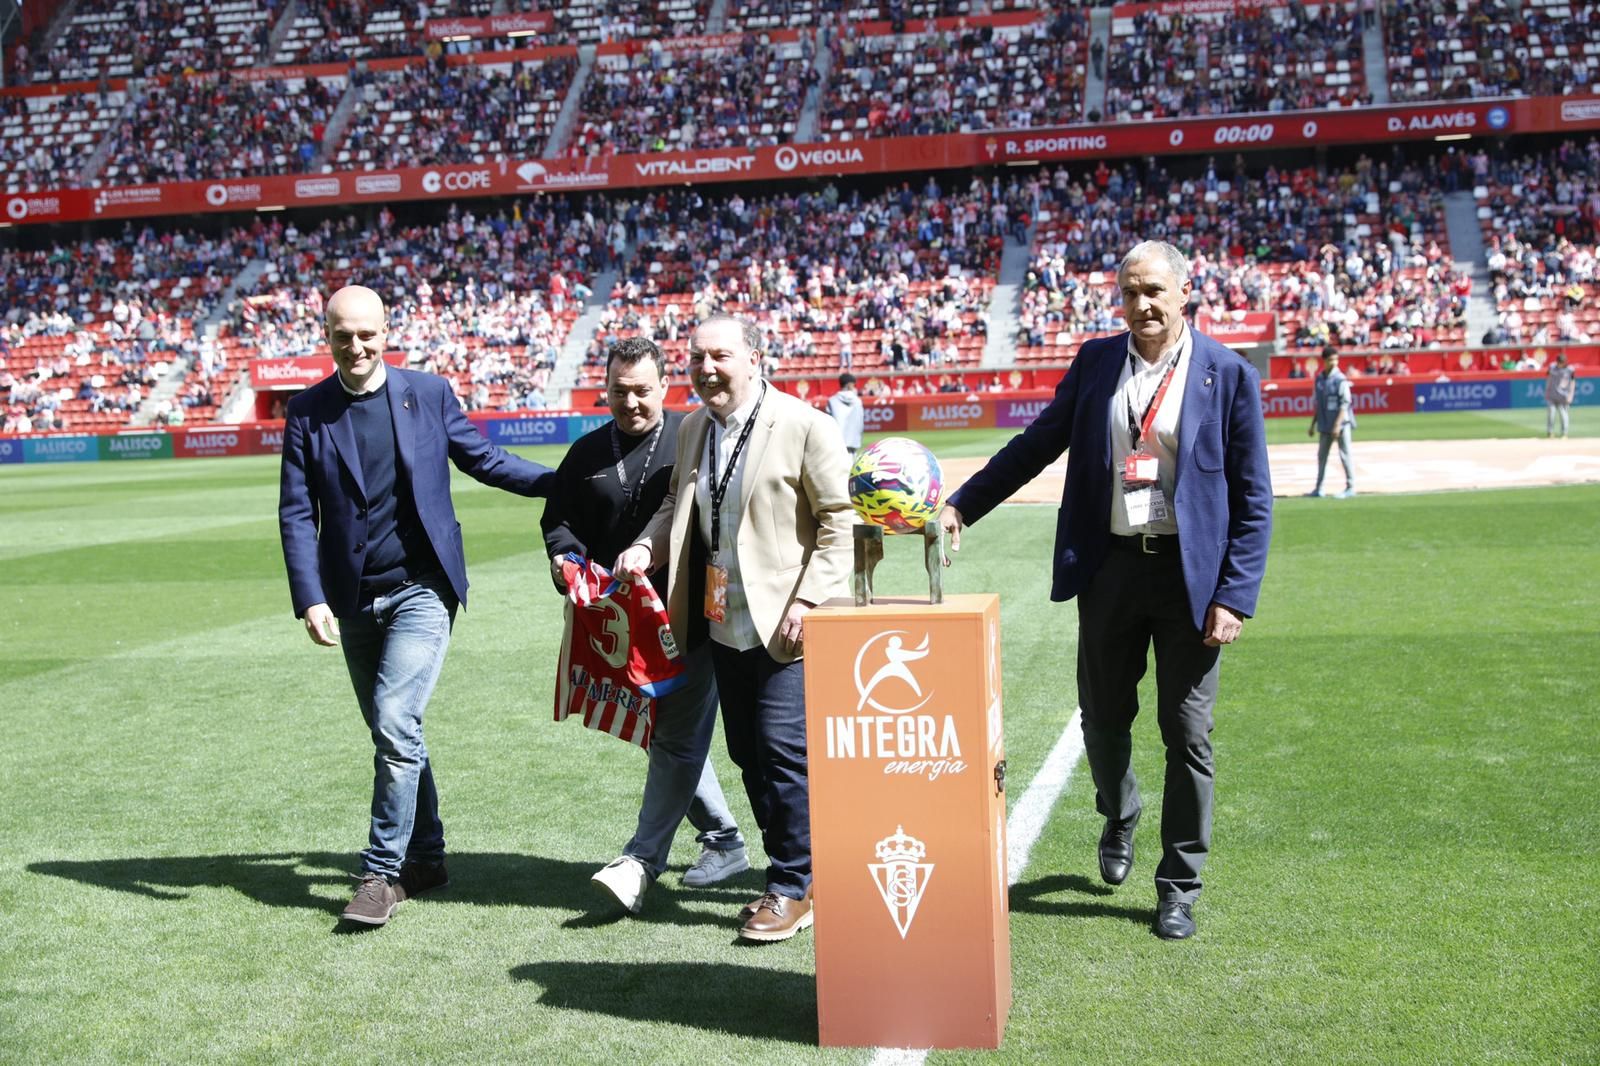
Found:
[279,285,555,926]
[940,241,1272,941]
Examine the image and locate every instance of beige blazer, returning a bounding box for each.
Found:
[635,386,855,663]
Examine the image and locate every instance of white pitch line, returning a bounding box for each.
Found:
[867,708,1085,1066]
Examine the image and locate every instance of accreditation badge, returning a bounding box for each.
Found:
[703,562,729,623]
[1123,451,1159,486]
[1122,485,1169,527]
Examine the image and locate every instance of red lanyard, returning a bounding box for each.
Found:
[1127,350,1180,451]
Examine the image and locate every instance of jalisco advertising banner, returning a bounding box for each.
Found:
[1414,379,1510,411]
[22,435,98,462]
[9,96,1599,226]
[99,432,174,461]
[1510,375,1599,408]
[477,413,571,447]
[0,438,23,464]
[423,11,554,40]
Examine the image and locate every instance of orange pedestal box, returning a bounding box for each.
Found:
[803,593,1010,1050]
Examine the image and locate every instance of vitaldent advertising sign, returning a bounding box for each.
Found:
[100,432,174,461]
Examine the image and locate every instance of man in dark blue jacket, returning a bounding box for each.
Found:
[939,241,1273,940]
[279,285,555,926]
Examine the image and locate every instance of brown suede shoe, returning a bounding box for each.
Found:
[738,890,814,942]
[341,872,399,925]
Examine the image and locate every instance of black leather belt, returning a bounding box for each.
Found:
[1110,533,1175,555]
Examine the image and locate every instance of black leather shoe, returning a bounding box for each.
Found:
[1155,901,1195,940]
[1098,811,1139,885]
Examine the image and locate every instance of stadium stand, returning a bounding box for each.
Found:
[333,57,577,169]
[1014,154,1468,359]
[577,176,1021,384]
[224,200,615,411]
[1385,0,1600,101]
[570,33,814,155]
[1,225,247,430]
[818,13,1087,139]
[36,0,278,83]
[102,73,343,183]
[1477,141,1600,345]
[1104,1,1367,120]
[0,86,125,193]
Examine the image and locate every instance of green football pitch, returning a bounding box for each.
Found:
[1,419,1596,1063]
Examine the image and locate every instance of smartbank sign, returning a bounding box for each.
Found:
[822,630,968,782]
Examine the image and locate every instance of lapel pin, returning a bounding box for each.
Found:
[1204,377,1213,387]
[403,399,410,409]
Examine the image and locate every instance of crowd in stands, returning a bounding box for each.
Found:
[1016,153,1469,355]
[337,58,576,169]
[102,74,341,184]
[230,198,620,409]
[1477,139,1600,345]
[0,87,125,193]
[819,13,1086,139]
[17,0,281,85]
[582,175,1025,380]
[0,223,249,431]
[571,34,815,155]
[1383,0,1598,101]
[1104,2,1367,120]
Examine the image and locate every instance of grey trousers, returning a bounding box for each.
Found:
[1315,425,1354,491]
[1547,402,1571,437]
[1076,546,1221,904]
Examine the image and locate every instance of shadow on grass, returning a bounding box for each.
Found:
[510,960,818,1044]
[1009,873,1153,926]
[26,851,741,926]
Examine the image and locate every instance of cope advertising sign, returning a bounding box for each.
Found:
[478,415,569,447]
[100,432,174,461]
[1414,380,1509,412]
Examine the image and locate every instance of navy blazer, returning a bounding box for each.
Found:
[948,330,1273,631]
[279,366,555,618]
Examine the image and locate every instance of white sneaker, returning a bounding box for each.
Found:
[683,845,750,887]
[591,856,650,914]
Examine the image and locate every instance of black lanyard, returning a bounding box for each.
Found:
[1126,348,1181,450]
[707,382,766,555]
[610,419,665,519]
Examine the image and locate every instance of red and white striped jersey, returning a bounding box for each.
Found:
[553,556,685,750]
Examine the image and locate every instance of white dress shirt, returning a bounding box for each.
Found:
[696,384,765,651]
[1109,325,1192,536]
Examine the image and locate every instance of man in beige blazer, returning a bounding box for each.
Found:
[618,314,854,941]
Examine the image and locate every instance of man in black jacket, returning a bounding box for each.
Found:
[542,337,748,914]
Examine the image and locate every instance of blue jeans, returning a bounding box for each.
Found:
[710,642,811,900]
[339,577,457,880]
[623,643,744,879]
